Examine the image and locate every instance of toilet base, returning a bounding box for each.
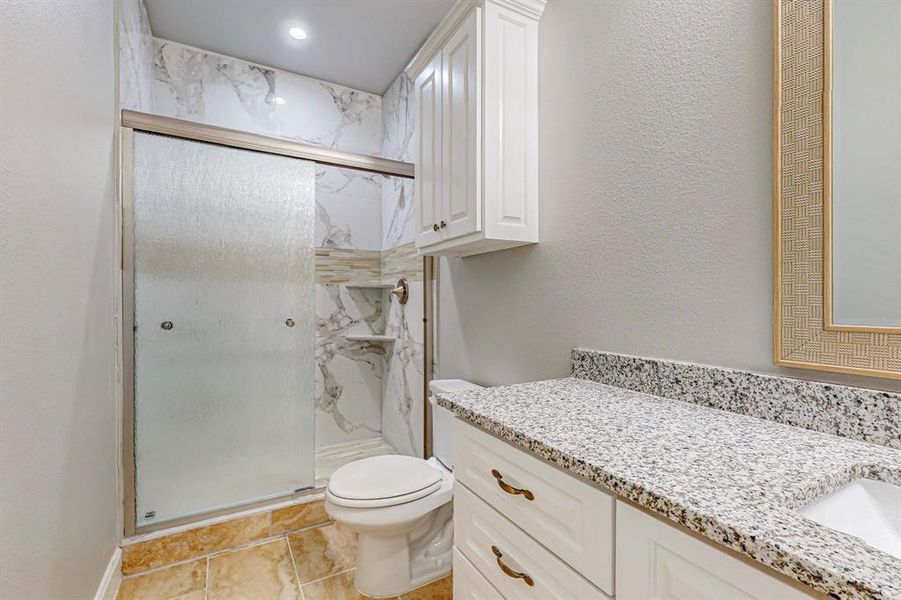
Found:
[353,503,453,597]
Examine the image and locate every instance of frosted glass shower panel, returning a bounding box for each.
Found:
[131,132,316,527]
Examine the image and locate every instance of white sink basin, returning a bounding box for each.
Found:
[801,478,901,559]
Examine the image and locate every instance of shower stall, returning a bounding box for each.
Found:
[121,112,424,535]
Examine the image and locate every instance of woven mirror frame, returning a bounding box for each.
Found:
[773,0,901,380]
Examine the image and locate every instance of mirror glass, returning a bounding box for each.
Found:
[831,0,901,328]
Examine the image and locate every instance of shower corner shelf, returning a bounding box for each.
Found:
[344,334,397,343]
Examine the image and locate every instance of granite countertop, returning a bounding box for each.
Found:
[437,377,901,600]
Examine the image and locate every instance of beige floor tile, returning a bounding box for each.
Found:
[399,575,452,600]
[286,522,356,583]
[207,538,301,600]
[301,570,398,600]
[122,512,270,574]
[116,560,206,600]
[270,500,330,535]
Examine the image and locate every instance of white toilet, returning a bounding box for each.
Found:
[325,379,482,598]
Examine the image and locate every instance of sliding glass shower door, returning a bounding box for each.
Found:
[130,132,316,528]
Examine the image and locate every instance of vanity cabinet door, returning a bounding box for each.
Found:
[414,52,443,248]
[454,548,506,600]
[440,6,481,241]
[455,484,611,600]
[453,419,615,595]
[616,502,816,600]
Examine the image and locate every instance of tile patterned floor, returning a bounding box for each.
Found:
[117,520,452,600]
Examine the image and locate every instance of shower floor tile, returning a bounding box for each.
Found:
[117,521,451,599]
[314,437,398,487]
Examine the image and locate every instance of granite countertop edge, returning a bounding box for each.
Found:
[436,378,901,600]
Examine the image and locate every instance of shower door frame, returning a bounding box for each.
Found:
[120,110,418,536]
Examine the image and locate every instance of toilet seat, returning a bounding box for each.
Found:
[327,455,443,508]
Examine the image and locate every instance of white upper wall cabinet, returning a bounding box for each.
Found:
[407,0,544,257]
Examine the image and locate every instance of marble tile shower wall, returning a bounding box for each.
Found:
[380,71,417,249]
[380,71,425,456]
[119,0,153,112]
[118,3,425,455]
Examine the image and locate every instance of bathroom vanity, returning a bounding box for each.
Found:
[451,420,816,600]
[439,351,901,600]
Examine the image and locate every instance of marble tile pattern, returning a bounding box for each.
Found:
[121,498,327,576]
[315,286,387,448]
[208,538,301,600]
[382,278,425,457]
[151,38,382,155]
[119,0,154,111]
[381,72,417,248]
[118,513,452,600]
[436,377,901,600]
[121,512,270,575]
[288,522,357,583]
[381,174,417,250]
[117,559,206,600]
[119,521,355,600]
[301,571,452,600]
[151,37,386,256]
[571,348,901,449]
[271,501,330,536]
[316,165,383,251]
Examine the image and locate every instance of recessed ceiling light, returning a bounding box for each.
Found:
[273,96,287,105]
[288,27,307,40]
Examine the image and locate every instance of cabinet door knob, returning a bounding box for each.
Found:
[440,220,447,229]
[433,223,440,232]
[160,321,173,331]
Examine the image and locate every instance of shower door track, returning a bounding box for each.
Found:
[121,110,415,179]
[120,110,419,537]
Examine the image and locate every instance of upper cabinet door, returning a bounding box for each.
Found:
[407,0,543,257]
[440,7,481,241]
[415,52,443,248]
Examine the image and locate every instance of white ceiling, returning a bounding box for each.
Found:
[144,0,455,95]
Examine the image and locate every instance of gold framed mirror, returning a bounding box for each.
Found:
[773,0,901,380]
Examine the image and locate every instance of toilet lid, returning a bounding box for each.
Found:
[327,455,442,506]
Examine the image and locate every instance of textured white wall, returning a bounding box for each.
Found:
[0,0,120,597]
[436,0,901,393]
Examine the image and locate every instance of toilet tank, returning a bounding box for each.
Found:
[428,379,483,470]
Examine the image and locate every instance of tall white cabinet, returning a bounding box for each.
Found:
[407,0,544,257]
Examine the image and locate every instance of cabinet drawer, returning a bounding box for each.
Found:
[454,548,506,600]
[453,419,614,594]
[455,483,612,600]
[616,502,817,599]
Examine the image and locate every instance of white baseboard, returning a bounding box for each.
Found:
[94,547,122,600]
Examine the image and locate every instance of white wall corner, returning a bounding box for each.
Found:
[93,548,122,600]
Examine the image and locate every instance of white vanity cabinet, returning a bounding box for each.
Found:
[407,0,542,257]
[452,419,819,600]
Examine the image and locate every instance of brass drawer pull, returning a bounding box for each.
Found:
[491,545,534,586]
[491,469,534,501]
